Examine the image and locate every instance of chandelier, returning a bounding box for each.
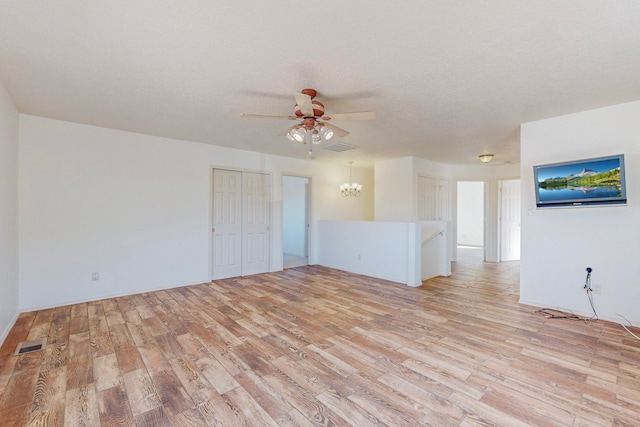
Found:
[340,162,362,197]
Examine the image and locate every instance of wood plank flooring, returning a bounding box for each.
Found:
[1,257,640,426]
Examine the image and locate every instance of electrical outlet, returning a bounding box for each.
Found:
[592,283,601,294]
[91,272,99,281]
[357,254,361,261]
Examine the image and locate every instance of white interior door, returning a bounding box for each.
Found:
[418,176,436,220]
[499,179,521,261]
[241,172,271,276]
[437,178,450,221]
[212,169,242,279]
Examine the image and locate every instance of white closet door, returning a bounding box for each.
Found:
[212,169,242,279]
[242,172,271,276]
[437,178,450,221]
[418,176,437,220]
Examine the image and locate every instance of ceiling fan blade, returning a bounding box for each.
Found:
[322,111,376,121]
[294,92,314,116]
[323,122,350,138]
[241,113,296,119]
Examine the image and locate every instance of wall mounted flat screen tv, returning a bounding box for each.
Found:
[534,154,627,208]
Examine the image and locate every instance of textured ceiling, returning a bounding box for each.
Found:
[1,1,640,166]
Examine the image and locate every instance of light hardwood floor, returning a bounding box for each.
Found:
[283,254,308,270]
[1,257,640,426]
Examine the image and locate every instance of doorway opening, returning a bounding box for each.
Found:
[283,175,310,269]
[456,181,486,263]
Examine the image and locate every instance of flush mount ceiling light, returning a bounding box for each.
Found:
[478,153,494,163]
[339,161,362,197]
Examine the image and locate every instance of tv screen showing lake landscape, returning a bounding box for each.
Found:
[534,154,627,208]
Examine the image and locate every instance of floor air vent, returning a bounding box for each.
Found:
[14,338,47,356]
[321,141,359,152]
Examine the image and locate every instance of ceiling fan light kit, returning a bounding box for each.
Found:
[242,88,375,156]
[286,121,335,145]
[320,125,334,140]
[288,126,306,143]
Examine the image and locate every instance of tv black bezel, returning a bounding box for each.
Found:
[533,154,627,208]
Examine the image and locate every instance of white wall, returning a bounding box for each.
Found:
[282,176,307,257]
[412,157,452,184]
[18,115,374,310]
[316,220,421,286]
[420,221,452,280]
[320,162,376,221]
[374,157,415,221]
[0,81,20,343]
[374,156,453,222]
[520,101,640,325]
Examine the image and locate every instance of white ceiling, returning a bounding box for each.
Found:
[2,1,640,166]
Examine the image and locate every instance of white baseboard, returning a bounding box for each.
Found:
[19,279,210,313]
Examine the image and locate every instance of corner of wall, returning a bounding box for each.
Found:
[0,79,20,347]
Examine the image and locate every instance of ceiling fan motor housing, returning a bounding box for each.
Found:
[295,101,325,118]
[300,88,317,98]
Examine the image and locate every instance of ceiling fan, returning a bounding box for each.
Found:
[241,88,375,155]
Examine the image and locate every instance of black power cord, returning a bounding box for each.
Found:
[536,267,598,322]
[583,267,598,321]
[583,267,592,290]
[535,308,580,320]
